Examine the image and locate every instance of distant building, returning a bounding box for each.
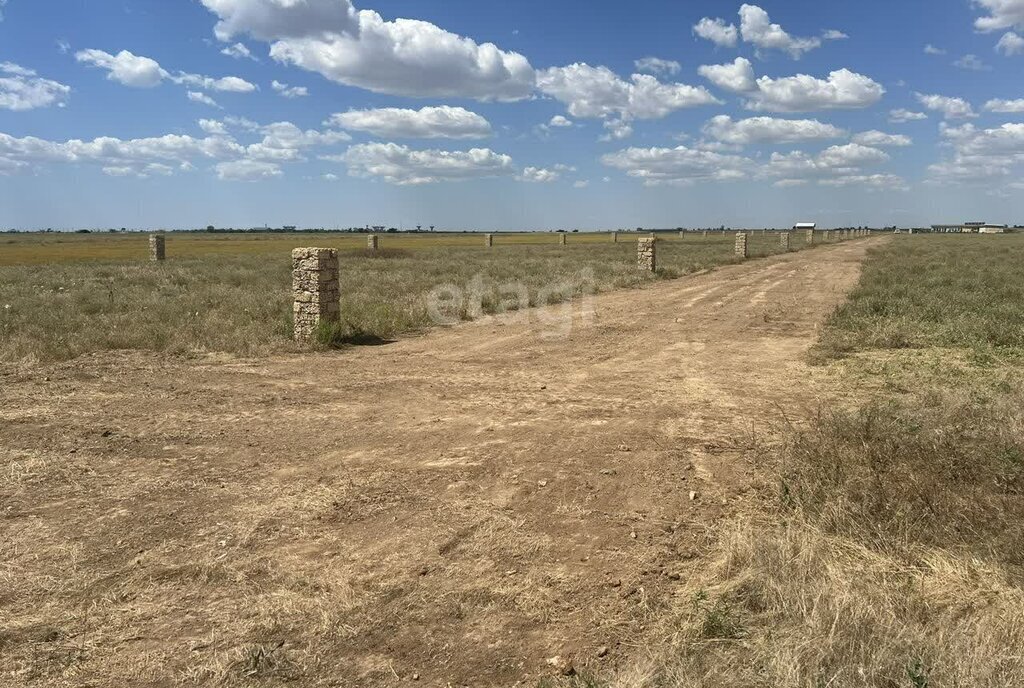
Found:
[931,222,1008,233]
[793,222,816,230]
[282,225,297,231]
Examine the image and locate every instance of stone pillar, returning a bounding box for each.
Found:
[149,234,165,262]
[484,233,493,248]
[780,232,791,250]
[735,232,748,258]
[612,232,618,243]
[637,237,656,272]
[292,248,340,342]
[367,234,379,250]
[559,233,567,245]
[806,229,814,245]
[702,230,708,238]
[679,230,685,238]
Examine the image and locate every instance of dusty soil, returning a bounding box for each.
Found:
[1,240,876,687]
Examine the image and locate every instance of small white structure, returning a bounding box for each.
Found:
[793,222,816,231]
[979,225,1008,234]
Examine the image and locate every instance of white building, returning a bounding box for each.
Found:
[793,222,817,230]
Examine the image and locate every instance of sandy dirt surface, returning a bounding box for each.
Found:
[1,239,876,687]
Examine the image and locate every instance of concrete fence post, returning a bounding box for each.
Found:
[559,233,567,245]
[637,237,656,272]
[292,248,340,342]
[735,232,748,258]
[149,234,166,262]
[611,232,618,243]
[367,234,379,250]
[780,232,791,251]
[679,230,685,238]
[702,230,708,238]
[806,229,815,245]
[484,233,493,248]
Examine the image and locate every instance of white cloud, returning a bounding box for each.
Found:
[702,115,846,145]
[954,54,991,70]
[924,44,947,55]
[852,130,913,147]
[516,166,560,182]
[0,0,7,21]
[0,62,71,111]
[548,115,573,127]
[174,73,257,92]
[0,118,348,180]
[200,0,534,101]
[699,58,884,112]
[537,63,720,123]
[187,91,221,108]
[271,79,308,98]
[75,49,167,88]
[340,142,515,184]
[76,48,257,92]
[634,57,681,76]
[915,93,977,119]
[889,108,928,123]
[974,0,1024,32]
[601,144,754,186]
[818,174,908,190]
[322,172,338,180]
[823,30,848,40]
[327,106,491,139]
[996,31,1024,55]
[221,42,257,60]
[573,180,590,188]
[928,121,1024,184]
[600,119,634,141]
[698,57,757,93]
[198,118,227,135]
[738,4,822,58]
[693,17,739,47]
[762,143,891,181]
[216,159,282,181]
[985,98,1024,112]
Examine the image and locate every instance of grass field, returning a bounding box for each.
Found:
[612,234,1024,688]
[0,230,817,363]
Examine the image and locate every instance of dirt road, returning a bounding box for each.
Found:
[1,239,876,686]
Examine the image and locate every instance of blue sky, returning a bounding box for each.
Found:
[1,0,1022,230]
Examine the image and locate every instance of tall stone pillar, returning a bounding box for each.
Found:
[735,232,748,258]
[637,237,656,272]
[292,248,340,342]
[149,234,165,262]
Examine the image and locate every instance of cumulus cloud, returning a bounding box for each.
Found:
[889,108,928,123]
[997,31,1024,55]
[199,0,534,101]
[537,63,720,126]
[985,98,1024,112]
[738,4,822,58]
[187,91,221,108]
[954,54,991,70]
[973,0,1024,32]
[340,142,516,184]
[762,144,894,187]
[699,58,884,112]
[548,115,573,127]
[692,17,739,47]
[516,166,561,182]
[915,93,977,119]
[0,62,71,111]
[852,130,913,147]
[599,119,634,141]
[76,48,257,92]
[271,79,308,98]
[600,144,753,186]
[0,117,349,180]
[823,30,848,40]
[75,49,167,87]
[634,57,681,76]
[221,42,257,60]
[573,180,590,188]
[216,159,282,181]
[929,121,1024,184]
[701,115,846,144]
[326,106,491,139]
[698,57,757,93]
[924,44,947,55]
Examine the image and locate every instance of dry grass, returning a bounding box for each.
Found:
[0,230,812,363]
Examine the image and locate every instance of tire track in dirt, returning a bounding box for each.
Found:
[0,239,881,688]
